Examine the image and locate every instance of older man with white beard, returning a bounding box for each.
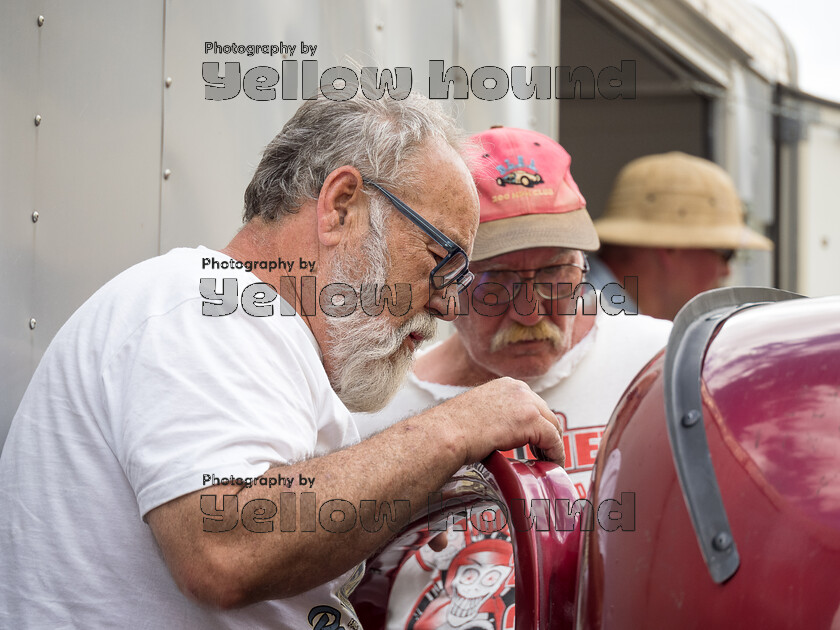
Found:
[0,97,566,629]
[355,127,672,630]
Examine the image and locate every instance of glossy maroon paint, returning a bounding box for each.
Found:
[487,452,582,629]
[576,296,840,629]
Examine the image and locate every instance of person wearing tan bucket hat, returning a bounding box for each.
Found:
[354,127,672,629]
[589,151,774,320]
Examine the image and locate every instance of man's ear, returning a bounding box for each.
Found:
[317,166,368,247]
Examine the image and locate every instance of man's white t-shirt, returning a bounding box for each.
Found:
[359,307,671,497]
[0,247,362,629]
[354,307,672,630]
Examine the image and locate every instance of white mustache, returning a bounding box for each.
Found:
[490,319,564,352]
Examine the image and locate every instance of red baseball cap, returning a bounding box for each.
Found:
[469,127,600,261]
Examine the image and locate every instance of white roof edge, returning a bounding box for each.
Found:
[601,0,796,88]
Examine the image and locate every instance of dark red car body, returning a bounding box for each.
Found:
[353,289,840,629]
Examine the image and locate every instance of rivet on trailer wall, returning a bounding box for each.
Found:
[31,211,39,223]
[34,115,41,126]
[165,77,173,88]
[29,319,37,330]
[163,169,172,180]
[37,15,44,27]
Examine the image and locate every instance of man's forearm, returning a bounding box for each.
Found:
[147,377,564,608]
[148,404,466,607]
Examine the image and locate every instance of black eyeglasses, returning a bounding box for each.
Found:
[713,249,736,263]
[363,180,474,294]
[471,257,589,305]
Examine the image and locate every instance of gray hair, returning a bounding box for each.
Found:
[243,92,467,222]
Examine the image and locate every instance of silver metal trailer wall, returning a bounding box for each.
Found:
[776,90,840,297]
[795,99,840,297]
[1,1,166,447]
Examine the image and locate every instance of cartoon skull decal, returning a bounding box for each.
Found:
[443,540,513,628]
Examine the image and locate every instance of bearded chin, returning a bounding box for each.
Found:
[324,214,433,412]
[326,283,425,413]
[329,321,416,412]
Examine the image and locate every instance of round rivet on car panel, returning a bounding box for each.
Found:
[712,532,732,551]
[681,409,701,427]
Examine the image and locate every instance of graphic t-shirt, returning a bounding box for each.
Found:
[355,307,671,629]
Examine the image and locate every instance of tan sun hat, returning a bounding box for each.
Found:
[594,152,773,250]
[470,127,600,261]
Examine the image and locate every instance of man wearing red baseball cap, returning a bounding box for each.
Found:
[355,127,672,629]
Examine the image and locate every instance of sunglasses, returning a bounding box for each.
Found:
[713,249,736,263]
[364,181,474,294]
